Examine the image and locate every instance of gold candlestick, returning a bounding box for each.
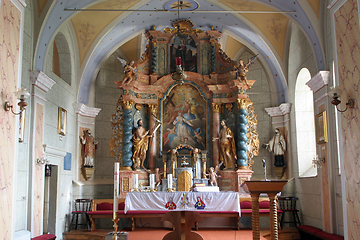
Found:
[112,212,119,240]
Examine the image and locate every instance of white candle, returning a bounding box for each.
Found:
[134,174,138,189]
[150,174,155,189]
[113,162,120,213]
[168,174,172,190]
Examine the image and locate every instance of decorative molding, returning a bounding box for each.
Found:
[306,71,330,93]
[73,103,101,118]
[43,144,67,158]
[30,70,56,92]
[76,119,96,125]
[265,103,292,117]
[327,0,339,9]
[32,92,47,102]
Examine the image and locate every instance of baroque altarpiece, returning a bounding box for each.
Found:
[109,20,259,197]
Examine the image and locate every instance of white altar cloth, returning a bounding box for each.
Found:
[125,191,240,215]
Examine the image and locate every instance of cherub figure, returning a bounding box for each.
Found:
[205,162,223,186]
[117,57,137,86]
[154,168,165,188]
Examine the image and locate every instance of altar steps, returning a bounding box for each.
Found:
[63,227,300,240]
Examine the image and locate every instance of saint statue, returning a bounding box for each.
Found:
[213,120,237,169]
[132,119,152,170]
[263,128,286,167]
[80,129,98,167]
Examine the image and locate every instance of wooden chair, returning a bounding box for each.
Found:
[68,198,92,231]
[278,196,301,229]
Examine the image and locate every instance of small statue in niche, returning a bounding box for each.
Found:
[262,128,286,167]
[117,57,137,86]
[80,129,98,167]
[234,54,259,85]
[154,168,165,188]
[205,162,223,186]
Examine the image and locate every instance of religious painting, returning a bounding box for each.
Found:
[58,107,67,136]
[162,84,207,151]
[316,111,328,144]
[170,34,197,73]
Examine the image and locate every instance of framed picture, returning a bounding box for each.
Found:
[19,109,25,142]
[58,107,67,136]
[316,111,328,144]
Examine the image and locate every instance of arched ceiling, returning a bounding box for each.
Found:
[34,0,324,105]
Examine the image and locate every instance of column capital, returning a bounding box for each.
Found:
[236,98,251,109]
[147,104,158,114]
[123,100,134,110]
[212,103,222,113]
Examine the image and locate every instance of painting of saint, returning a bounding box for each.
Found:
[170,34,197,73]
[162,84,207,151]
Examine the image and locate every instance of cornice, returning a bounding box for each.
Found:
[30,70,56,92]
[73,103,101,118]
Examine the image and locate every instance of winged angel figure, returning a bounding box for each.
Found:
[117,57,137,86]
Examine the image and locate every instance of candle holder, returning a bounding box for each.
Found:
[167,188,175,192]
[112,212,119,240]
[132,188,140,192]
[150,188,156,192]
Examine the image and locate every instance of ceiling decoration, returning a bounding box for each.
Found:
[163,0,199,11]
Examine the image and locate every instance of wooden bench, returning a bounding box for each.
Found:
[297,225,344,240]
[88,199,168,231]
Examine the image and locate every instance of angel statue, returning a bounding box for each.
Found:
[234,54,259,85]
[205,162,223,186]
[117,57,137,86]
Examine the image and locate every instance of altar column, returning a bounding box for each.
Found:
[148,104,158,170]
[122,100,134,170]
[212,103,221,167]
[236,99,248,169]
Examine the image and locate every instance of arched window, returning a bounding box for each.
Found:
[295,68,317,177]
[53,32,72,85]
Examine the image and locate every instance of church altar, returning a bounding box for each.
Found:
[124,191,240,214]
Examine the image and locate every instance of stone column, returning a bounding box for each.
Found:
[236,99,248,169]
[148,104,158,170]
[122,100,133,170]
[212,103,221,167]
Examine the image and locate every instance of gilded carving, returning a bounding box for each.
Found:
[246,102,259,169]
[177,171,192,191]
[122,100,134,110]
[147,104,158,114]
[164,19,203,35]
[212,103,222,113]
[225,103,233,112]
[236,98,251,109]
[110,97,124,160]
[122,177,129,192]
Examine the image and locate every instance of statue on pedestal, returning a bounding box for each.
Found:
[263,128,286,167]
[80,129,98,167]
[132,119,152,170]
[213,120,237,170]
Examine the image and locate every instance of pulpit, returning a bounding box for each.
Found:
[241,180,288,240]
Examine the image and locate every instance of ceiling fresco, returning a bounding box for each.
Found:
[33,0,325,105]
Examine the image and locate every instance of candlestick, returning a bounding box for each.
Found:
[150,174,155,191]
[133,174,139,191]
[113,162,120,240]
[167,174,173,192]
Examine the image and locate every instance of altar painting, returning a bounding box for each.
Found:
[162,84,207,151]
[170,34,197,73]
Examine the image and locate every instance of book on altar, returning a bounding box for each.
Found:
[193,186,220,192]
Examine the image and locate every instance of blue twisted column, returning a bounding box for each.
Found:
[236,98,248,169]
[122,100,134,170]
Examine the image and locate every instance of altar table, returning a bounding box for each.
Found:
[125,192,240,240]
[124,191,240,214]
